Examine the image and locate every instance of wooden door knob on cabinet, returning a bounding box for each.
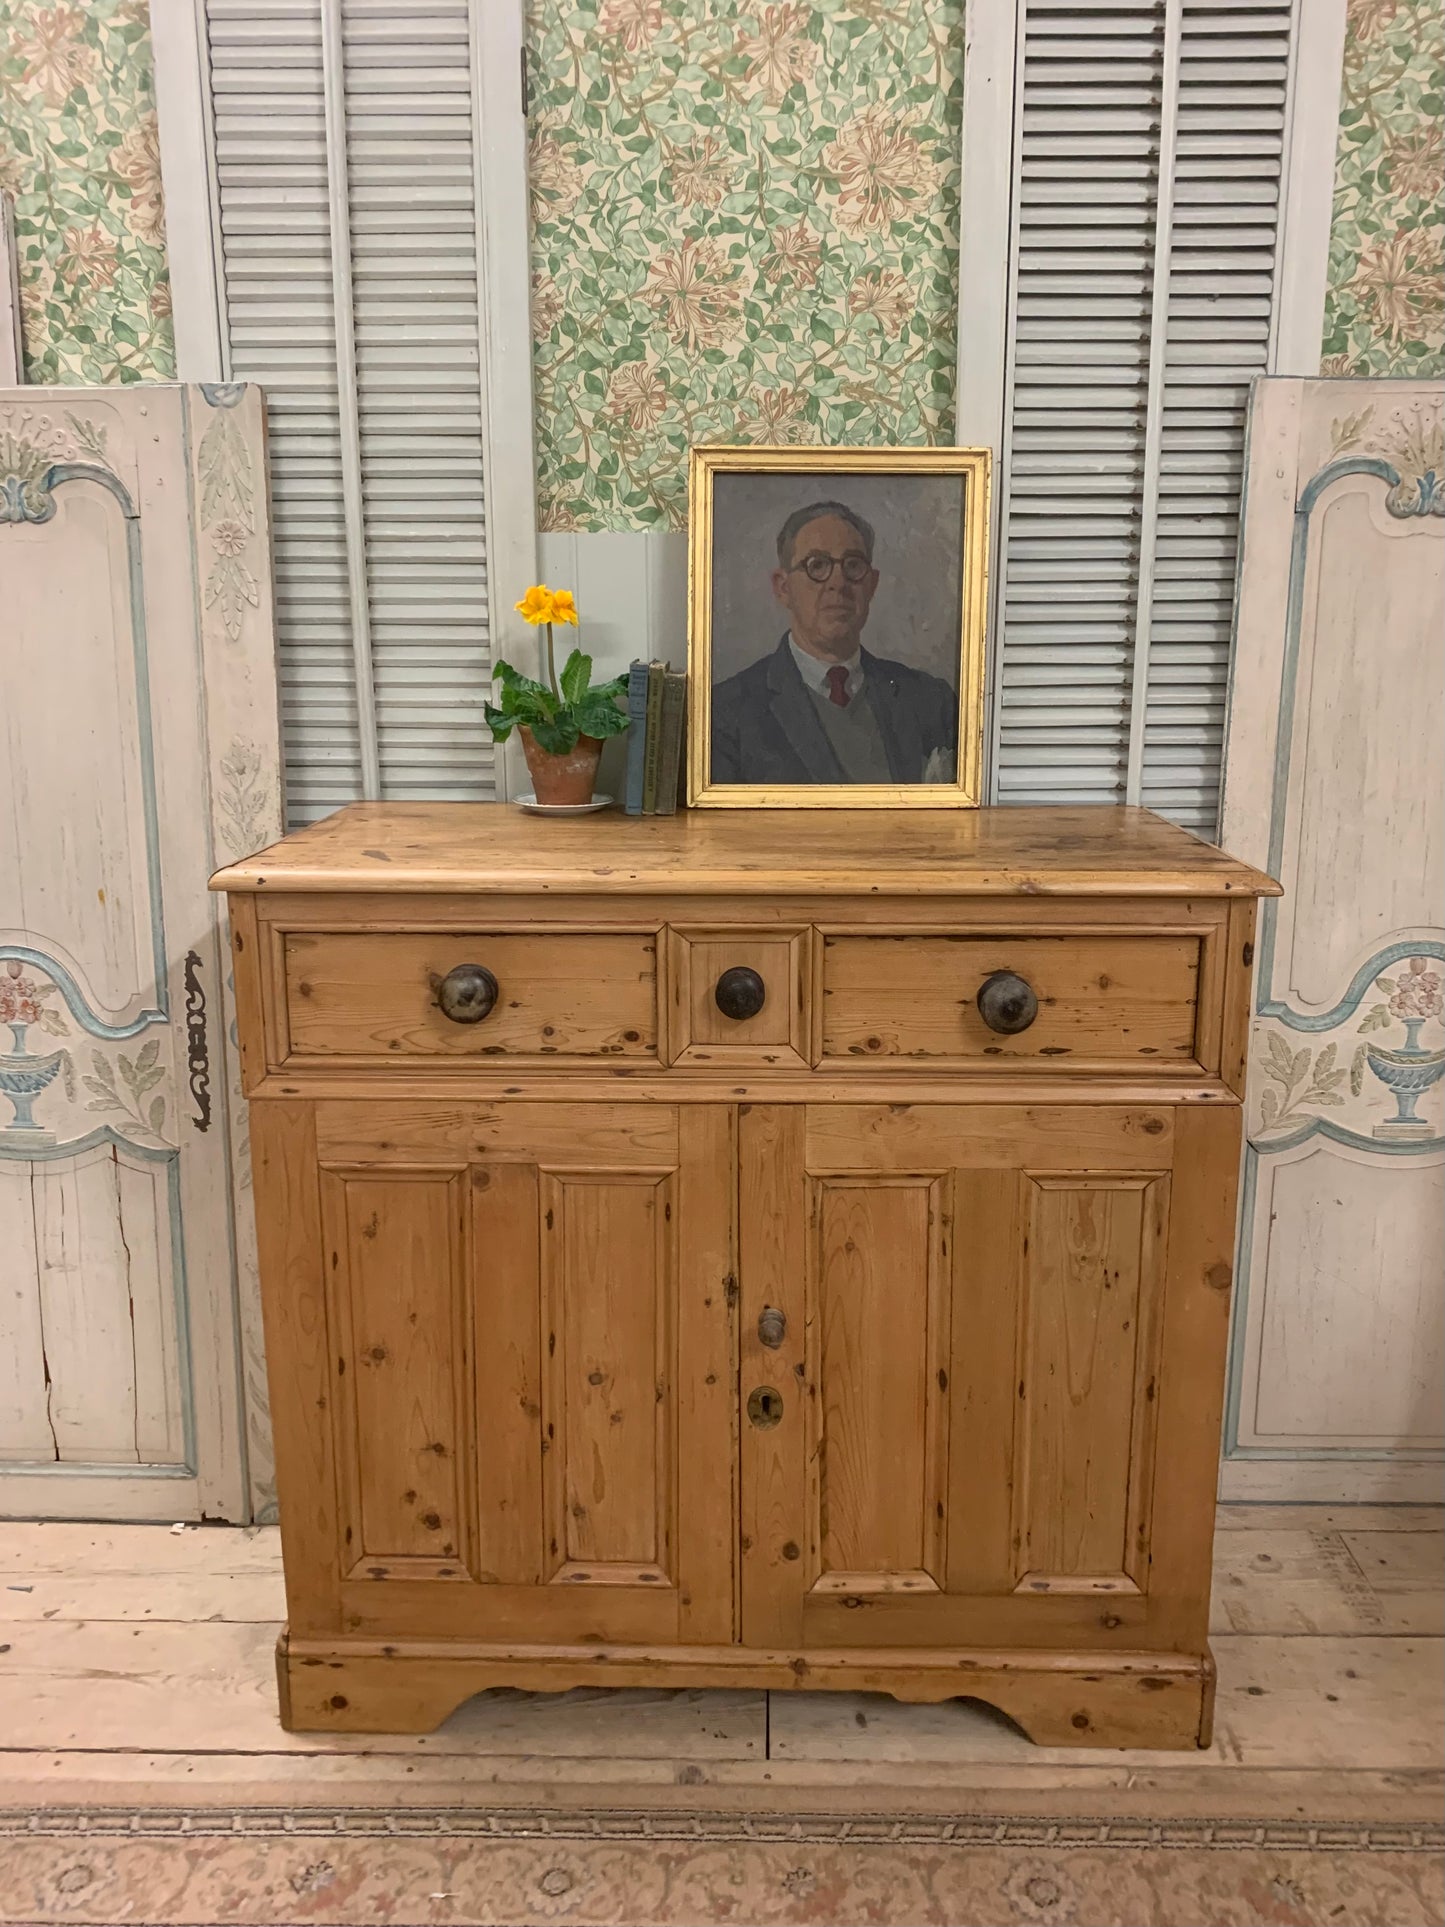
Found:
[433,963,499,1024]
[977,969,1038,1035]
[715,966,766,1021]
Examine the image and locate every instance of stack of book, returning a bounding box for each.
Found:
[623,659,686,816]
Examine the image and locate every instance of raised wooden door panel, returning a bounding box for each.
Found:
[664,927,813,1068]
[739,1104,1231,1653]
[259,1100,735,1646]
[1010,1173,1167,1594]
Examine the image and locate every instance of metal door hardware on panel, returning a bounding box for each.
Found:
[757,1306,786,1349]
[747,1386,784,1428]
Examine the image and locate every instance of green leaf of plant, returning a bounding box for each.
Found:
[494,659,549,701]
[482,702,515,743]
[529,712,580,754]
[559,648,592,706]
[573,694,629,740]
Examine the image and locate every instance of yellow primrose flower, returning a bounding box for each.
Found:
[548,589,579,627]
[514,584,554,625]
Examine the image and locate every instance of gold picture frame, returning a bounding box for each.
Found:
[686,444,991,809]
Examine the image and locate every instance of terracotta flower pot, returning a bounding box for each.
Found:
[519,728,604,806]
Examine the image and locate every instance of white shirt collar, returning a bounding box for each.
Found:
[787,632,864,698]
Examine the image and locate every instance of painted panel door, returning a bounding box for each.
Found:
[0,385,282,1521]
[1221,379,1444,1502]
[257,1101,735,1644]
[738,1104,1236,1653]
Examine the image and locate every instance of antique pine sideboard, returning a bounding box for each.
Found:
[213,804,1279,1748]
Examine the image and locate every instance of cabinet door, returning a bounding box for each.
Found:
[738,1103,1238,1653]
[253,1100,735,1646]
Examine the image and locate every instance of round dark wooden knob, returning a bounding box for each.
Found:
[436,963,499,1025]
[977,969,1038,1035]
[715,966,766,1022]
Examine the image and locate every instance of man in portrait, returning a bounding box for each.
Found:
[710,500,959,786]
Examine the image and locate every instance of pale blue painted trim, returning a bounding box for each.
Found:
[34,464,169,1017]
[1226,1445,1444,1462]
[1225,1139,1445,1458]
[1256,454,1408,1009]
[0,1122,175,1163]
[0,1129,197,1476]
[1226,423,1443,1466]
[0,947,164,1040]
[1252,1114,1444,1156]
[1258,939,1445,1032]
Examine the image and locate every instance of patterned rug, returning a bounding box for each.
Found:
[0,1805,1441,1927]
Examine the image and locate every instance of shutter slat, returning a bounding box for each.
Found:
[992,0,1288,832]
[207,0,495,824]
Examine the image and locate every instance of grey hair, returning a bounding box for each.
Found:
[775,500,876,568]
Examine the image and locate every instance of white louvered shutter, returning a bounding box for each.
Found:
[206,0,498,822]
[990,0,1290,832]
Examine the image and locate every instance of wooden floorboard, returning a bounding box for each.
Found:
[0,1507,1438,1812]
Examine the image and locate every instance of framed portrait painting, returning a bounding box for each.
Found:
[686,445,991,809]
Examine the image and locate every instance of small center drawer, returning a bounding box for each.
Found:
[821,933,1201,1068]
[280,931,658,1061]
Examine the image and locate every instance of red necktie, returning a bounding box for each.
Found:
[826,664,851,708]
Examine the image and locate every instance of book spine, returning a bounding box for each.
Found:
[654,670,686,816]
[623,660,649,816]
[641,660,666,813]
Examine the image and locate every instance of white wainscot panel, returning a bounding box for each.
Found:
[0,1143,185,1467]
[1239,1140,1445,1452]
[1,486,157,1018]
[1278,483,1444,1010]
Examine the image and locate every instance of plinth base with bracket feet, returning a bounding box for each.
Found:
[277,1632,1216,1751]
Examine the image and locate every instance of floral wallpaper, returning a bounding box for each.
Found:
[0,0,174,382]
[525,1,964,531]
[1322,0,1444,378]
[0,0,1437,501]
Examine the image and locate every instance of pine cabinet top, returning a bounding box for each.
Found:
[211,803,1280,899]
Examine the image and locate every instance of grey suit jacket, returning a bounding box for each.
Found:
[710,637,958,786]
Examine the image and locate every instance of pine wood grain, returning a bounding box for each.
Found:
[221,802,1277,1746]
[810,1176,948,1592]
[321,1168,467,1571]
[212,803,1281,899]
[470,1162,544,1587]
[250,1104,340,1637]
[738,1106,807,1650]
[1014,1175,1165,1590]
[821,933,1202,1068]
[280,929,659,1063]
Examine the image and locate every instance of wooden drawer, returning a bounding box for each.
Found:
[277,929,659,1062]
[820,933,1202,1069]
